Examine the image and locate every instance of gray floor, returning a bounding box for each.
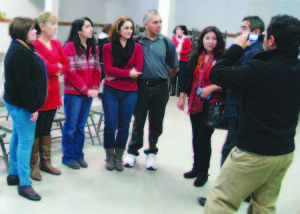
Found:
[0,96,299,214]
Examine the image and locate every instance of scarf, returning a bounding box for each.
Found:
[175,35,187,61]
[188,52,214,114]
[111,39,135,69]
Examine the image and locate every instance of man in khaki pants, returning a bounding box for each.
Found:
[202,15,300,213]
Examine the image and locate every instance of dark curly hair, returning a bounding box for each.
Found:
[65,17,96,57]
[174,25,188,35]
[190,26,225,64]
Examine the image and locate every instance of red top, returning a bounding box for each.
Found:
[172,36,191,62]
[63,42,101,95]
[102,42,143,91]
[32,39,70,111]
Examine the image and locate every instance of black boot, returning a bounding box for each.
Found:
[183,167,198,179]
[194,173,208,187]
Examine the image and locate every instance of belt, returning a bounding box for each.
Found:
[138,79,168,87]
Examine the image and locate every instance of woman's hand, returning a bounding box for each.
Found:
[56,63,63,76]
[30,112,39,121]
[178,93,185,111]
[198,86,213,99]
[129,68,142,78]
[87,89,98,98]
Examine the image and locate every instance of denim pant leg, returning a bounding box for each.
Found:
[127,83,150,156]
[145,81,169,154]
[178,61,188,89]
[74,96,93,161]
[62,94,84,164]
[116,90,138,149]
[5,101,36,186]
[221,117,237,167]
[102,86,119,149]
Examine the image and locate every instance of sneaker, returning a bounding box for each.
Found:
[123,154,137,167]
[145,154,158,170]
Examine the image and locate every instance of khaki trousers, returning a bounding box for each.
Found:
[204,147,294,214]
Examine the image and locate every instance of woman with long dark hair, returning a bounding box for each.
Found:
[62,17,100,169]
[178,26,225,187]
[102,16,143,171]
[30,11,70,181]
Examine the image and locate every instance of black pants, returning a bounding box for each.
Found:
[35,108,57,138]
[170,61,188,92]
[190,111,214,174]
[127,81,169,156]
[221,104,238,166]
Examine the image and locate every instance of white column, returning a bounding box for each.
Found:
[45,0,59,16]
[158,0,176,38]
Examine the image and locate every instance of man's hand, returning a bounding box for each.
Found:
[169,67,179,79]
[234,33,250,49]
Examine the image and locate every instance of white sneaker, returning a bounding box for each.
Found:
[145,154,158,170]
[123,154,137,167]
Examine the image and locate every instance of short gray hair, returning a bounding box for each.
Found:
[143,10,159,23]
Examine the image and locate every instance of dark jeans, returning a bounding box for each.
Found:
[170,61,188,90]
[102,86,137,149]
[62,94,93,164]
[35,108,57,138]
[127,81,169,156]
[190,111,214,174]
[221,104,238,166]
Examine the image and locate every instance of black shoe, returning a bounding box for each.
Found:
[77,160,88,168]
[183,169,198,179]
[194,174,208,187]
[18,185,41,201]
[244,195,251,203]
[198,197,207,206]
[7,174,20,186]
[63,161,80,169]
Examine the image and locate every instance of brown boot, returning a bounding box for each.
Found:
[30,138,42,181]
[114,148,125,171]
[105,148,115,170]
[39,135,61,175]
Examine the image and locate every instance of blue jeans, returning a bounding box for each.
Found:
[5,101,36,186]
[102,86,137,149]
[62,94,93,164]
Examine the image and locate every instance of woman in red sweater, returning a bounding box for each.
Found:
[31,12,70,181]
[62,17,100,169]
[102,16,143,171]
[171,25,191,96]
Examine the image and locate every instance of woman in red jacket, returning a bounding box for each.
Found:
[171,25,191,96]
[102,16,143,171]
[31,12,70,181]
[62,17,100,169]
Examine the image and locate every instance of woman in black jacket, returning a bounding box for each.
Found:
[4,17,47,201]
[178,26,225,187]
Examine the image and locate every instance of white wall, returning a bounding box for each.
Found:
[106,0,159,26]
[57,0,108,43]
[0,0,44,53]
[173,0,300,47]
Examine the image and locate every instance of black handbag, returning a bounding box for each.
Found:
[205,95,228,130]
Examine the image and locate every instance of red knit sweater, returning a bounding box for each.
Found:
[63,42,100,95]
[172,36,191,62]
[102,42,143,91]
[32,39,70,111]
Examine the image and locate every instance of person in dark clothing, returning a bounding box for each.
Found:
[203,15,300,213]
[98,24,112,81]
[178,26,225,187]
[221,16,265,167]
[4,17,47,201]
